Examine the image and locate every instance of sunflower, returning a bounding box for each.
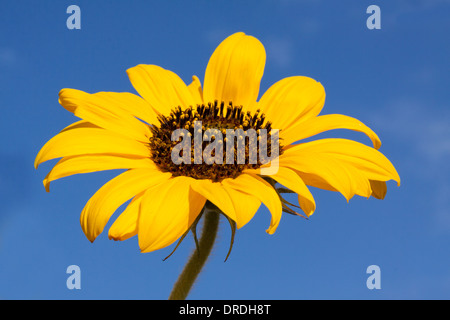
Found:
[35,32,399,256]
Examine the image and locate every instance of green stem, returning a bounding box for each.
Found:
[168,207,220,300]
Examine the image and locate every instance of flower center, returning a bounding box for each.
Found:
[149,101,282,181]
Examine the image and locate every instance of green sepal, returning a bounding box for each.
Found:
[163,206,206,261]
[262,175,308,219]
[276,187,296,194]
[220,212,236,262]
[206,201,236,262]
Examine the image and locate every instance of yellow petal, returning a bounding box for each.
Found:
[127,64,196,116]
[80,168,172,242]
[343,163,373,199]
[34,127,151,169]
[280,153,358,201]
[138,177,206,253]
[203,32,266,109]
[370,180,387,199]
[222,173,282,234]
[187,75,203,105]
[108,192,144,241]
[190,179,237,223]
[43,155,157,192]
[59,89,152,142]
[291,170,337,192]
[257,76,325,130]
[290,138,400,184]
[281,114,382,149]
[268,167,316,217]
[221,183,261,229]
[280,138,399,200]
[94,91,159,126]
[60,120,100,132]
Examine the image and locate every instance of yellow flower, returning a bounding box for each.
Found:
[35,32,400,254]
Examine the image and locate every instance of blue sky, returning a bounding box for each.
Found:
[0,0,449,300]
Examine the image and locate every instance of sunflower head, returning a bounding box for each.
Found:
[35,32,400,256]
[148,100,282,182]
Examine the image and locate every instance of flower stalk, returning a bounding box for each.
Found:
[168,205,220,300]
